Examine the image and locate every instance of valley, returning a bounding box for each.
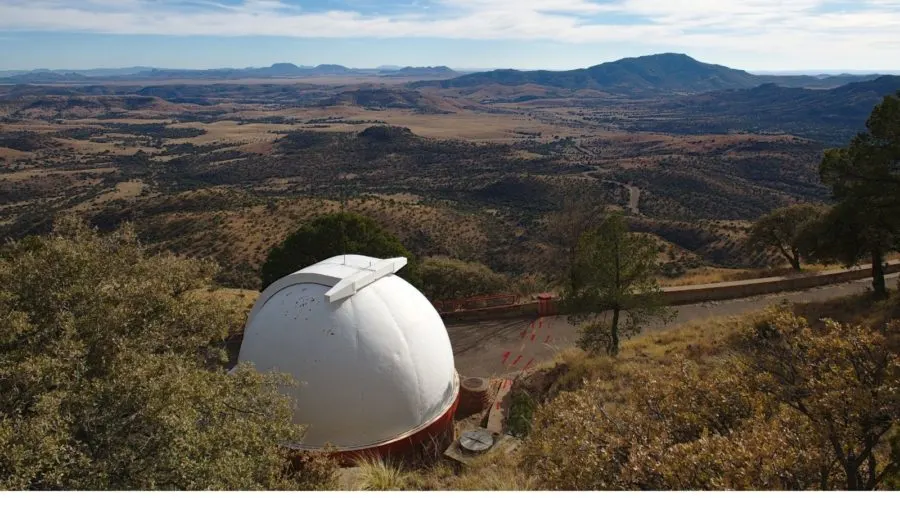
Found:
[2,54,897,293]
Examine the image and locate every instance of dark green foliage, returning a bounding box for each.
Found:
[805,92,900,298]
[0,131,57,152]
[747,203,827,270]
[560,214,675,355]
[418,256,508,301]
[506,390,537,438]
[0,217,335,490]
[260,212,417,289]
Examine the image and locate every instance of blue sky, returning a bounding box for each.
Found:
[1,0,899,71]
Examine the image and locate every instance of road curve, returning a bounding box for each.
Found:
[447,273,899,378]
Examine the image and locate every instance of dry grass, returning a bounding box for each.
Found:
[0,147,30,160]
[341,312,763,490]
[0,167,116,183]
[792,288,900,331]
[661,262,848,287]
[170,121,291,145]
[352,457,412,491]
[344,449,534,491]
[146,194,489,278]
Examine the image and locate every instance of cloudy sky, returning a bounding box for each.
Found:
[1,0,899,71]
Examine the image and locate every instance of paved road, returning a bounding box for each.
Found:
[447,272,899,378]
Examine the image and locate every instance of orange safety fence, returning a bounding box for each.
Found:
[432,293,522,314]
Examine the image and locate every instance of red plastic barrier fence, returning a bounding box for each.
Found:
[433,293,522,314]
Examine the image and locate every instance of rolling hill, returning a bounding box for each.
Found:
[633,76,900,144]
[412,53,888,95]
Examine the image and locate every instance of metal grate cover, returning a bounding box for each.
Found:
[459,429,495,454]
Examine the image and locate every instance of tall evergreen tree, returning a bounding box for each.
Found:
[811,92,900,299]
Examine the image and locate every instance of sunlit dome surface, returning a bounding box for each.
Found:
[238,254,458,450]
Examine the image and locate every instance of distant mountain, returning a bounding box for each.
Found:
[129,64,355,80]
[312,64,353,75]
[378,66,459,78]
[411,53,889,95]
[0,63,362,83]
[265,63,305,75]
[0,55,887,89]
[0,67,154,78]
[0,71,90,84]
[641,75,900,144]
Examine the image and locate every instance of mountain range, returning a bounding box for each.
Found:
[411,53,890,96]
[2,55,894,94]
[0,64,462,83]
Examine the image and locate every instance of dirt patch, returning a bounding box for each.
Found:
[0,147,30,160]
[0,167,116,182]
[72,180,147,211]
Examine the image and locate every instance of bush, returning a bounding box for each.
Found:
[520,307,900,490]
[0,217,334,490]
[506,390,537,437]
[417,256,508,301]
[520,356,823,490]
[260,212,418,289]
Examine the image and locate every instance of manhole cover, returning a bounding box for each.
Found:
[459,429,494,454]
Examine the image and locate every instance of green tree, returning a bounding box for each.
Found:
[560,213,675,356]
[813,92,900,299]
[260,212,417,289]
[417,256,508,301]
[800,203,895,298]
[0,217,334,490]
[543,189,607,288]
[747,203,826,271]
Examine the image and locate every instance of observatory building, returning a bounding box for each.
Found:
[237,254,460,460]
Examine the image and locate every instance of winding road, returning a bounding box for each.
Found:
[572,139,642,215]
[447,272,899,378]
[603,180,641,215]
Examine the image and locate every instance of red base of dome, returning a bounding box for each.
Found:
[289,392,460,468]
[333,392,459,466]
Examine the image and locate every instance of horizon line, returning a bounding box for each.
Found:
[3,63,899,76]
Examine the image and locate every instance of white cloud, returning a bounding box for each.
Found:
[0,0,898,69]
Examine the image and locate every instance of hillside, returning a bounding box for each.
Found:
[0,74,864,289]
[632,76,900,144]
[413,53,889,95]
[318,88,453,112]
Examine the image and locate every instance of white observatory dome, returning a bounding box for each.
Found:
[238,254,459,451]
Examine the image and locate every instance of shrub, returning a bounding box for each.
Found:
[418,256,508,301]
[0,217,334,490]
[520,307,900,490]
[260,212,418,289]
